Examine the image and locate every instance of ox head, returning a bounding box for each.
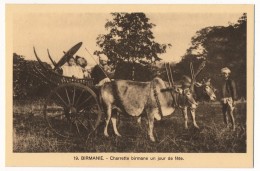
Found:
[182,76,216,101]
[194,78,217,101]
[188,61,217,101]
[161,84,198,108]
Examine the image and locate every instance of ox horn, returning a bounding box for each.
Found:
[47,49,57,67]
[190,62,195,93]
[194,60,206,78]
[33,47,51,71]
[190,60,206,93]
[164,62,172,87]
[168,62,174,86]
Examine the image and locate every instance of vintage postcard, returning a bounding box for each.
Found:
[6,4,254,167]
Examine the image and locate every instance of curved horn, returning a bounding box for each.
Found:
[34,47,53,71]
[194,60,206,78]
[190,62,195,80]
[168,63,174,86]
[34,47,45,67]
[190,62,195,93]
[33,47,65,78]
[47,49,57,67]
[164,62,172,87]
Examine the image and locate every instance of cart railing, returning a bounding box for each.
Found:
[29,61,94,87]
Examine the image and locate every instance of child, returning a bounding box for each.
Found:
[61,56,84,79]
[75,55,91,78]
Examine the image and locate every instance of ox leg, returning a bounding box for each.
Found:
[104,105,112,137]
[146,111,156,142]
[190,108,199,129]
[111,111,121,137]
[228,106,236,131]
[137,116,142,125]
[222,104,229,126]
[182,107,188,129]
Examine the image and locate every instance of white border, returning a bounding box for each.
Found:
[0,0,258,171]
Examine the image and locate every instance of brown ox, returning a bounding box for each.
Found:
[134,75,217,127]
[100,77,198,142]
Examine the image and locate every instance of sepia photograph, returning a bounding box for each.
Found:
[5,4,254,167]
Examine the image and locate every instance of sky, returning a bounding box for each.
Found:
[13,12,243,67]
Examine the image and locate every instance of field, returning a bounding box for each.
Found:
[13,99,246,153]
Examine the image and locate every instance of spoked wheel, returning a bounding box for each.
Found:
[43,83,102,139]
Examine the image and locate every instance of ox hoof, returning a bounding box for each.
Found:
[194,125,200,129]
[104,133,110,137]
[184,126,188,130]
[137,118,142,125]
[115,133,122,137]
[149,136,156,142]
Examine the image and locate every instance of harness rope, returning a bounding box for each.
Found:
[152,80,190,119]
[152,63,180,119]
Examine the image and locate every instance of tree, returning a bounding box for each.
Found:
[13,53,52,99]
[174,13,247,98]
[95,13,171,65]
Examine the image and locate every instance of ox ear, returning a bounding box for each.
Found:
[183,88,192,95]
[194,82,203,87]
[175,87,183,94]
[205,78,211,84]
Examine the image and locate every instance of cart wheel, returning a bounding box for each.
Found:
[43,83,102,138]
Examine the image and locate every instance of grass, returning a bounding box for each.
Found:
[13,100,247,153]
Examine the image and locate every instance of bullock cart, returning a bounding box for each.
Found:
[31,43,102,139]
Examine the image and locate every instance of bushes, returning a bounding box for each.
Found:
[13,53,52,100]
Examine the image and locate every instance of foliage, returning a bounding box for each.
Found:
[13,53,52,99]
[114,61,159,81]
[174,13,247,98]
[95,13,171,65]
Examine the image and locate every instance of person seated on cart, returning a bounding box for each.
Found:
[61,56,84,79]
[75,55,91,79]
[91,54,114,86]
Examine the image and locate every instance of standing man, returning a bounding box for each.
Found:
[221,67,237,131]
[91,54,114,86]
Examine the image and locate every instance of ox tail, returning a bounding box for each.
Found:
[98,88,105,113]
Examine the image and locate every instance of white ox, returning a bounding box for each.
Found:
[100,77,199,142]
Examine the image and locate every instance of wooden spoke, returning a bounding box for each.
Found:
[72,86,76,105]
[76,95,93,109]
[65,87,71,105]
[46,112,64,118]
[77,103,93,114]
[88,119,95,130]
[74,89,85,106]
[77,119,91,132]
[54,91,68,106]
[75,121,81,135]
[44,83,102,139]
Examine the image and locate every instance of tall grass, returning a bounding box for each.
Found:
[13,100,246,153]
